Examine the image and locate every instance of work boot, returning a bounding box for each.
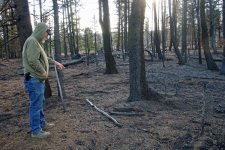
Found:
[43,122,55,129]
[31,130,50,138]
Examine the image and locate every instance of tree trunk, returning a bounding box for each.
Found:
[2,25,10,59]
[192,0,198,51]
[173,0,185,65]
[128,0,161,102]
[69,1,77,56]
[161,0,166,66]
[181,0,187,62]
[209,0,217,54]
[200,0,218,70]
[169,0,185,64]
[14,0,32,56]
[62,0,68,57]
[124,0,128,56]
[116,0,121,51]
[66,0,75,57]
[221,0,225,74]
[53,0,66,98]
[196,0,202,64]
[99,0,118,74]
[39,0,43,22]
[153,1,163,60]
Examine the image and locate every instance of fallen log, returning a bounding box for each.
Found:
[86,99,122,127]
[50,57,84,68]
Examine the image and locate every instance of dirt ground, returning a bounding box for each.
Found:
[1,52,225,150]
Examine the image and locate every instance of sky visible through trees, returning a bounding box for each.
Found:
[28,0,155,33]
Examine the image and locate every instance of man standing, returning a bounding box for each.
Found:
[22,22,64,138]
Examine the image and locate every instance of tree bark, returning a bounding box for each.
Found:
[209,0,217,54]
[99,0,118,74]
[128,0,161,102]
[14,0,32,56]
[200,0,218,70]
[169,0,185,65]
[196,0,202,64]
[153,1,163,60]
[124,0,128,56]
[221,0,225,74]
[53,0,66,98]
[181,0,187,62]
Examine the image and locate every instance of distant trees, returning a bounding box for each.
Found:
[0,0,224,82]
[113,0,130,61]
[84,27,94,65]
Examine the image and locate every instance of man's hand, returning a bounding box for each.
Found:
[54,61,65,70]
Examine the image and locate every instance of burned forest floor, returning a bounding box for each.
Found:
[1,51,225,150]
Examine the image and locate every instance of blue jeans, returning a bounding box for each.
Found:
[24,77,47,134]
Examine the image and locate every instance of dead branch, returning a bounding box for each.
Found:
[86,99,122,127]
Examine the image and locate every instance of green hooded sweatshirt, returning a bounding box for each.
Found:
[22,22,53,81]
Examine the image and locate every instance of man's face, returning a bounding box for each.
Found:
[42,32,49,41]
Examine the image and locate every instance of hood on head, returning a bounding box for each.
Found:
[32,22,48,41]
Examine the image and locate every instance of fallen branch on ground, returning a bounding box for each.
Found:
[86,99,122,127]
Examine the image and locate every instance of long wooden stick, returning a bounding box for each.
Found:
[86,99,122,127]
[54,65,66,112]
[52,49,66,112]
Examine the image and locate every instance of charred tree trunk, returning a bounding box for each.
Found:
[196,0,202,64]
[221,0,225,74]
[209,0,217,54]
[153,1,163,60]
[172,0,185,65]
[124,0,128,55]
[99,0,118,74]
[53,0,66,98]
[181,0,187,62]
[62,0,68,57]
[14,0,32,56]
[116,0,121,51]
[128,0,161,102]
[200,0,218,70]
